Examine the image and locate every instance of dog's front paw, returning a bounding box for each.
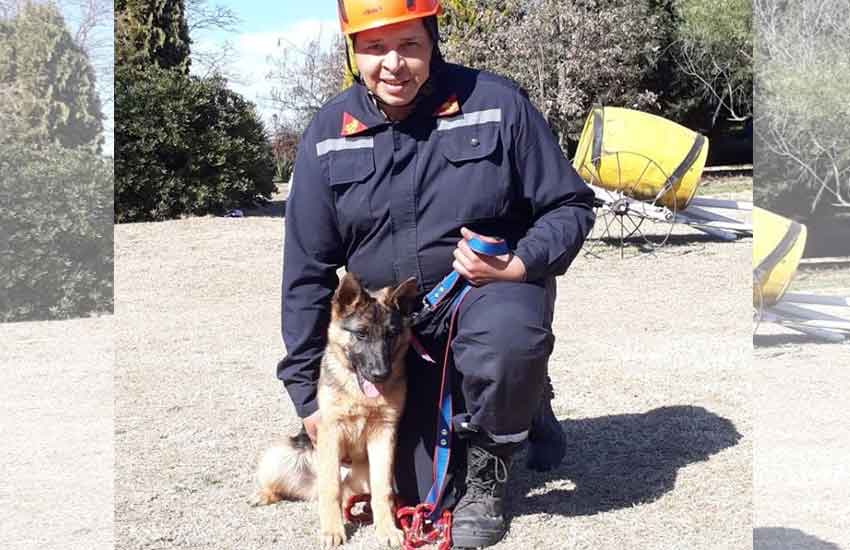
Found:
[375,522,404,547]
[320,521,348,548]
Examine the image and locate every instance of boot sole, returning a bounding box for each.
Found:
[451,525,508,548]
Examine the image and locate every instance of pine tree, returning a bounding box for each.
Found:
[0,2,103,150]
[116,0,191,73]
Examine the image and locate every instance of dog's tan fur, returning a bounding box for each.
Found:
[252,274,418,548]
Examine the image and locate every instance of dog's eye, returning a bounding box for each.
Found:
[353,330,368,340]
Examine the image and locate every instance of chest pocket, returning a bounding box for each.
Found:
[438,123,507,222]
[327,148,376,234]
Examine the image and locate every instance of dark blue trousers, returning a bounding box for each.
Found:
[394,277,556,507]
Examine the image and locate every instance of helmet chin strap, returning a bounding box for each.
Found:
[368,87,420,109]
[367,75,438,120]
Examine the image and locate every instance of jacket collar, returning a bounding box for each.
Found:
[338,67,459,136]
[338,83,390,137]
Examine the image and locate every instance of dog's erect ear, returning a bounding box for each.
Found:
[388,277,419,317]
[334,272,368,316]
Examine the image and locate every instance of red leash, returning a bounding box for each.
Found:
[344,495,452,550]
[397,503,452,550]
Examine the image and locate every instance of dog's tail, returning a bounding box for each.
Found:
[250,426,317,506]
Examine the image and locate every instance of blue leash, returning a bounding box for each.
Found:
[416,236,509,520]
[422,237,511,311]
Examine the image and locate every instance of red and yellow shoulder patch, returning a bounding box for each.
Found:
[433,94,460,117]
[340,112,368,136]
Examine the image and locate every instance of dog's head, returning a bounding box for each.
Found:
[328,273,419,398]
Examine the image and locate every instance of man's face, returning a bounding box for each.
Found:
[353,18,432,116]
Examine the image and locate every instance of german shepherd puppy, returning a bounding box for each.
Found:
[252,273,419,548]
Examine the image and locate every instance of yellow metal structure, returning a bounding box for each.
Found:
[752,207,808,306]
[573,107,709,210]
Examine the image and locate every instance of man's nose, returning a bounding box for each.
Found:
[382,50,403,72]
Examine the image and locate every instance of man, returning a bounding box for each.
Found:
[278,0,595,546]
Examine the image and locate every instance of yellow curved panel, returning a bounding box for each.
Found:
[573,107,709,210]
[752,206,807,306]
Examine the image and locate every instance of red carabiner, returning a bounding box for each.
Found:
[433,509,452,550]
[344,493,373,524]
[396,503,452,550]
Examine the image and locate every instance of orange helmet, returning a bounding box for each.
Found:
[337,0,442,36]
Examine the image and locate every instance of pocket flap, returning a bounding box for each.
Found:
[439,124,500,163]
[328,148,375,186]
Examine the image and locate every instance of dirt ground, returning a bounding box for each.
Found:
[1,317,114,550]
[104,181,752,550]
[753,267,850,550]
[2,181,760,550]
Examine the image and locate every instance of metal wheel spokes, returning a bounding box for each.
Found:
[622,153,678,253]
[581,159,618,258]
[580,152,679,258]
[582,205,613,258]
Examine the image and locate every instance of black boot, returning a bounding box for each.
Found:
[526,375,567,472]
[451,444,512,548]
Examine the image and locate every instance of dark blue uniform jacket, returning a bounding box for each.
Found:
[278,63,595,418]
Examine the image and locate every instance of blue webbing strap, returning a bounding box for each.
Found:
[465,236,511,257]
[420,237,509,520]
[423,237,509,309]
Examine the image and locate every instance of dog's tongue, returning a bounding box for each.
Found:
[361,379,381,398]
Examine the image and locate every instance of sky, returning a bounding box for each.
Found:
[191,1,342,129]
[50,1,340,153]
[212,2,338,34]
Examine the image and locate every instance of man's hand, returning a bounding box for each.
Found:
[302,409,321,445]
[452,227,527,286]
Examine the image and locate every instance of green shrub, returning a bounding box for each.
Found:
[116,0,192,73]
[441,0,671,148]
[115,65,276,222]
[670,0,752,127]
[0,143,113,322]
[439,0,752,136]
[0,2,103,151]
[756,1,850,216]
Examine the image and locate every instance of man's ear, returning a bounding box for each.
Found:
[333,272,367,317]
[387,277,419,317]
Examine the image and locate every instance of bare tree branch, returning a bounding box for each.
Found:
[186,0,240,34]
[756,0,850,213]
[265,30,345,132]
[183,0,243,83]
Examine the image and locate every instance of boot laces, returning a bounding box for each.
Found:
[466,447,509,496]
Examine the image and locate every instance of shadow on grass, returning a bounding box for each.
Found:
[511,405,742,518]
[753,332,843,348]
[588,231,744,250]
[754,527,842,550]
[583,232,748,260]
